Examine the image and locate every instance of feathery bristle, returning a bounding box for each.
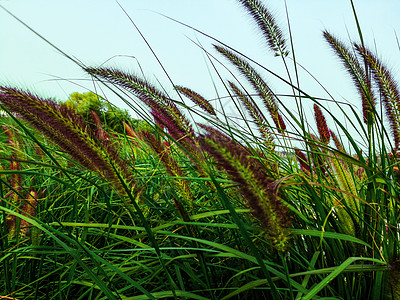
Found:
[276,112,286,132]
[140,131,193,206]
[85,67,176,110]
[355,44,400,149]
[330,130,345,153]
[6,215,17,238]
[151,109,198,156]
[0,87,135,196]
[215,45,285,132]
[228,81,274,147]
[199,127,291,251]
[175,86,216,116]
[9,160,22,192]
[323,31,376,124]
[314,104,330,144]
[237,0,289,57]
[85,67,193,133]
[85,67,200,154]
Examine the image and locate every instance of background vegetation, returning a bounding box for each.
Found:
[0,0,399,299]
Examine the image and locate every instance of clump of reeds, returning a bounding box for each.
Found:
[0,87,135,196]
[1,0,400,299]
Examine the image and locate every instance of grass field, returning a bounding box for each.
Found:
[1,0,400,299]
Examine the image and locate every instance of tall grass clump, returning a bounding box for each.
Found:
[1,0,400,299]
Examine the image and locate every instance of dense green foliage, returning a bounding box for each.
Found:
[1,0,400,299]
[65,91,150,133]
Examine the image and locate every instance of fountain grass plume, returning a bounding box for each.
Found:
[237,0,289,57]
[199,125,291,252]
[139,130,193,208]
[0,86,135,196]
[2,125,39,238]
[150,108,197,155]
[84,67,193,134]
[355,44,400,150]
[314,104,331,144]
[228,80,275,148]
[83,67,215,186]
[215,45,286,132]
[84,67,205,160]
[323,31,376,124]
[175,85,216,116]
[330,129,345,153]
[3,125,22,157]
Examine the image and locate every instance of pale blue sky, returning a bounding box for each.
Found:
[0,0,399,141]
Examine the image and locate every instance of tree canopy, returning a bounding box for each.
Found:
[64,91,148,133]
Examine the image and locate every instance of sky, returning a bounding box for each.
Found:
[0,0,400,143]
